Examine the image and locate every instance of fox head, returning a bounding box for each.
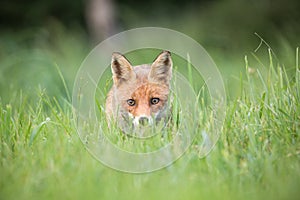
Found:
[108,51,172,131]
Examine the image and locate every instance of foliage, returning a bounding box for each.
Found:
[0,27,299,199]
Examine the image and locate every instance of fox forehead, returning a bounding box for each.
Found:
[117,82,169,101]
[114,64,167,94]
[132,84,169,101]
[133,64,151,75]
[133,64,152,83]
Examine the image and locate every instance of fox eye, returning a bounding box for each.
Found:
[150,98,160,105]
[127,99,135,106]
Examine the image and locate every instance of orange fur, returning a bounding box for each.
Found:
[105,51,172,132]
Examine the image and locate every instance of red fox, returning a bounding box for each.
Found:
[105,51,172,133]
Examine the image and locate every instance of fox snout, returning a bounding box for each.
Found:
[130,114,153,127]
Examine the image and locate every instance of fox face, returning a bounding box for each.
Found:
[105,51,172,133]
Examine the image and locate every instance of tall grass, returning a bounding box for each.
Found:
[0,29,299,199]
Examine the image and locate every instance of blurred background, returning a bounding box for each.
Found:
[0,0,299,102]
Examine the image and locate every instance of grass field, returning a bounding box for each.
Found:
[0,28,299,200]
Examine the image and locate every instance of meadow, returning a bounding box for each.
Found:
[0,26,299,200]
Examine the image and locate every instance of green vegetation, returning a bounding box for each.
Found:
[1,25,299,200]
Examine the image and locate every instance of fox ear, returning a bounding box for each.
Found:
[111,52,136,86]
[149,51,172,85]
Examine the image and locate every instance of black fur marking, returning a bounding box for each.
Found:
[163,57,170,66]
[113,59,122,78]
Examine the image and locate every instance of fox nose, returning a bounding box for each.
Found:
[139,117,149,126]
